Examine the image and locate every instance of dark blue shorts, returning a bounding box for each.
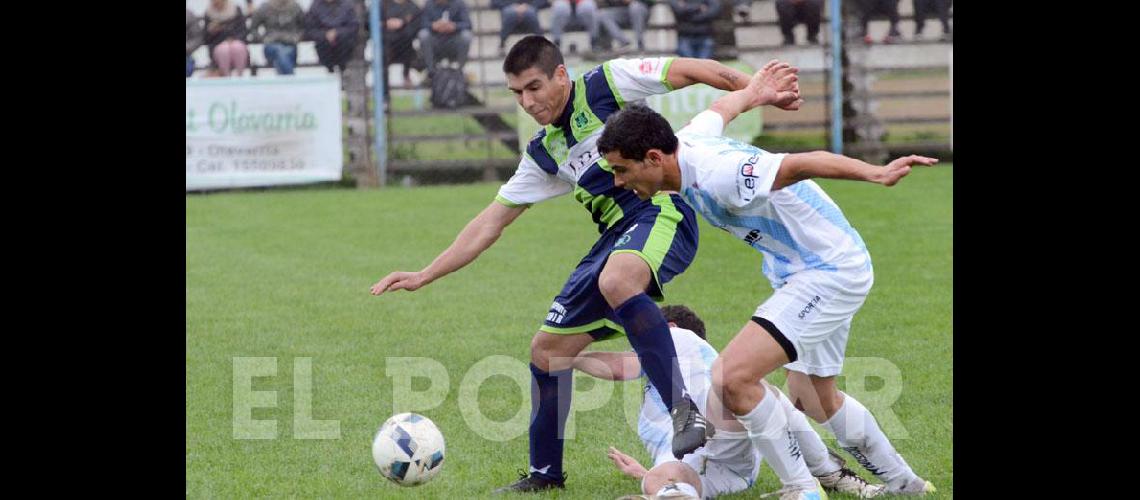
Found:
[540,193,699,341]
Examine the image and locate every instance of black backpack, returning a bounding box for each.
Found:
[430,67,468,109]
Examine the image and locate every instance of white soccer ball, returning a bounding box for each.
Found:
[371,412,446,486]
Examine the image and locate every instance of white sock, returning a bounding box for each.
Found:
[773,388,839,477]
[822,392,917,489]
[735,388,817,490]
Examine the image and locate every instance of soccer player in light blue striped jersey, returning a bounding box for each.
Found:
[596,68,938,497]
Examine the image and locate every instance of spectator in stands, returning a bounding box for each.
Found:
[250,0,306,75]
[383,0,423,88]
[597,0,648,52]
[550,0,600,54]
[856,0,903,44]
[419,0,474,76]
[305,0,361,73]
[733,0,751,22]
[187,8,204,77]
[669,0,720,59]
[492,0,547,56]
[913,0,951,41]
[776,0,822,45]
[203,0,250,77]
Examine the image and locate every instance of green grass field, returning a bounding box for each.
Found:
[186,165,952,498]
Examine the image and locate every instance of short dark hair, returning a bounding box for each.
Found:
[596,104,678,161]
[661,304,706,340]
[503,35,563,78]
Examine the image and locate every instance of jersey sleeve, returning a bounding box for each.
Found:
[677,110,725,138]
[604,57,677,104]
[703,151,787,209]
[495,154,573,207]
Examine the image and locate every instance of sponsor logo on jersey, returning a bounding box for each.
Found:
[568,149,600,175]
[615,234,632,248]
[738,155,761,202]
[639,60,657,75]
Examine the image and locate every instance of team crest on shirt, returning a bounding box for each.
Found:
[573,111,589,129]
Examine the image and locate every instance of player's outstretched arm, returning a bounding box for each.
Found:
[370,201,527,296]
[572,351,642,381]
[772,152,939,190]
[607,446,649,480]
[668,58,801,111]
[707,60,801,129]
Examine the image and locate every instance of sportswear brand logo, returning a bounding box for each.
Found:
[615,234,632,248]
[797,295,822,319]
[843,447,883,476]
[787,429,802,460]
[744,229,763,245]
[546,302,567,324]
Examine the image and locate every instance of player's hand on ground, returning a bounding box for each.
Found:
[877,155,939,187]
[753,59,803,111]
[370,271,428,295]
[607,446,648,479]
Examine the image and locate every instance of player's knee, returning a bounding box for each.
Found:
[598,256,650,305]
[529,334,551,371]
[596,269,631,304]
[711,361,744,408]
[711,357,728,393]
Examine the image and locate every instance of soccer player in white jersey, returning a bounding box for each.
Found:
[573,305,883,499]
[594,70,939,496]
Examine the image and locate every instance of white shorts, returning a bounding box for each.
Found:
[642,430,760,499]
[754,269,873,377]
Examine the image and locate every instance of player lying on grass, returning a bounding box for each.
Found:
[573,304,885,499]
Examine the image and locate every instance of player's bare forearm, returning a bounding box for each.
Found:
[420,201,526,283]
[772,151,938,190]
[708,61,800,127]
[572,351,641,380]
[666,58,751,92]
[371,202,525,296]
[608,446,649,479]
[708,87,761,127]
